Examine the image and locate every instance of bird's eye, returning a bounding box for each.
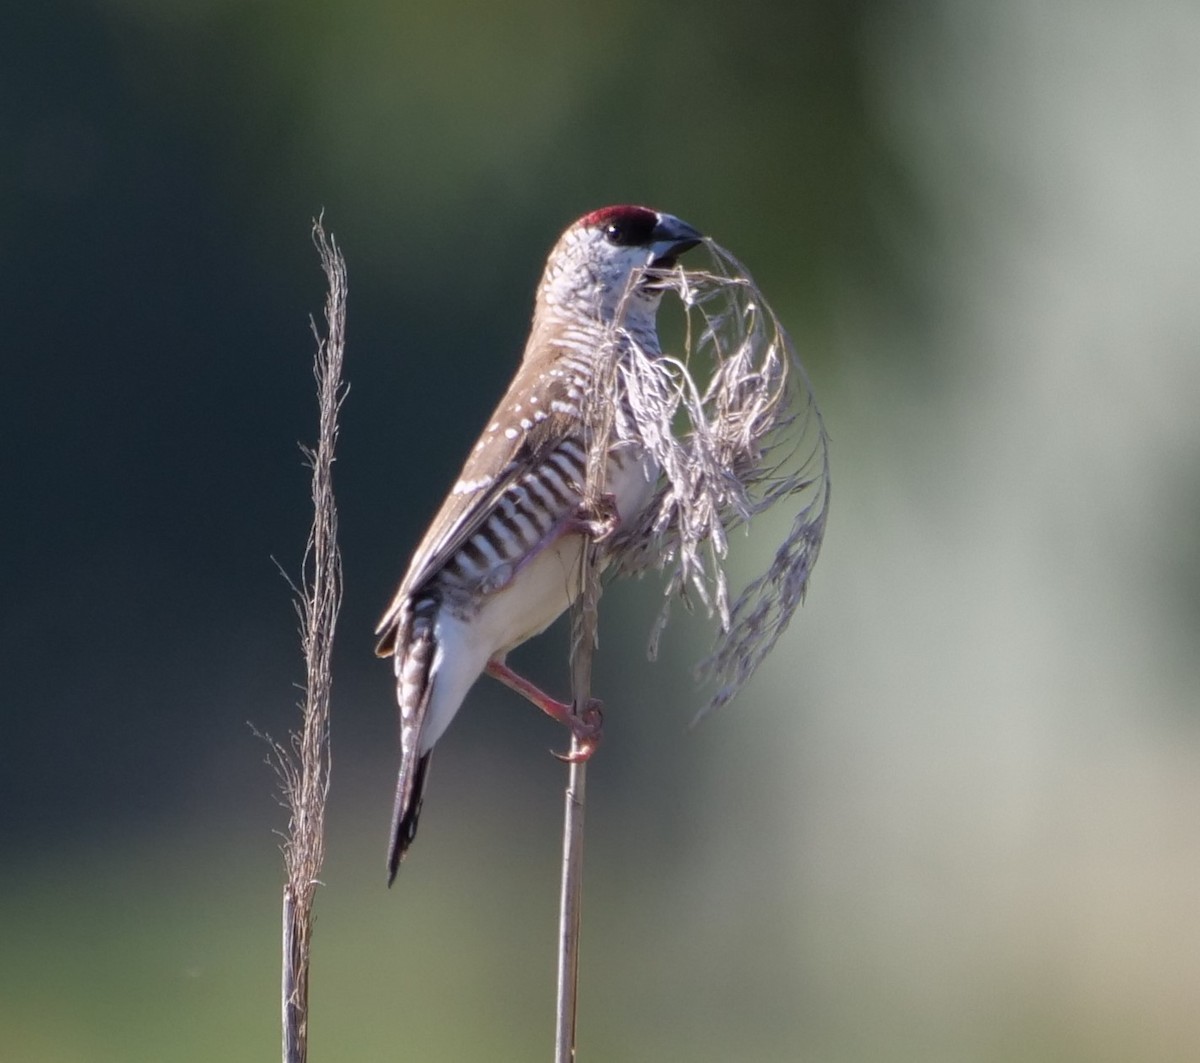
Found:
[605,222,631,246]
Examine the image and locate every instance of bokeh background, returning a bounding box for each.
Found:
[5,2,1200,1060]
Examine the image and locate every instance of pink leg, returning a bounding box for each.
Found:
[485,659,603,762]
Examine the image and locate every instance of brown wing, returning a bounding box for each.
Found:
[374,358,581,649]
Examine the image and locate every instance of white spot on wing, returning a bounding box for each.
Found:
[504,427,519,440]
[452,474,494,495]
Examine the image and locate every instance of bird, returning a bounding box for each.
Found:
[375,205,704,882]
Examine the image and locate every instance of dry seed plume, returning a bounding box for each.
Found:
[593,239,831,720]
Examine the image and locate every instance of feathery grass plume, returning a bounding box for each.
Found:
[258,219,346,1063]
[602,239,831,721]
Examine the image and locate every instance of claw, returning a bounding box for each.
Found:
[551,699,603,762]
[566,493,621,543]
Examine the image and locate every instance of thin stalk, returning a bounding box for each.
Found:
[554,746,587,1062]
[556,531,599,1063]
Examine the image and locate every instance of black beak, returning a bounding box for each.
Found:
[650,213,704,266]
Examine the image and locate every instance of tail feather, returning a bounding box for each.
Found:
[384,594,438,884]
[387,750,432,885]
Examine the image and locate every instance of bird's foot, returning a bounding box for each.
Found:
[567,493,620,543]
[551,699,603,763]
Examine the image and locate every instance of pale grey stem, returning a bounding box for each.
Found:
[554,731,588,1062]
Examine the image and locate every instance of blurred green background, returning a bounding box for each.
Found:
[5,1,1200,1060]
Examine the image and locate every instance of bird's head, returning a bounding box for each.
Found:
[536,205,704,331]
